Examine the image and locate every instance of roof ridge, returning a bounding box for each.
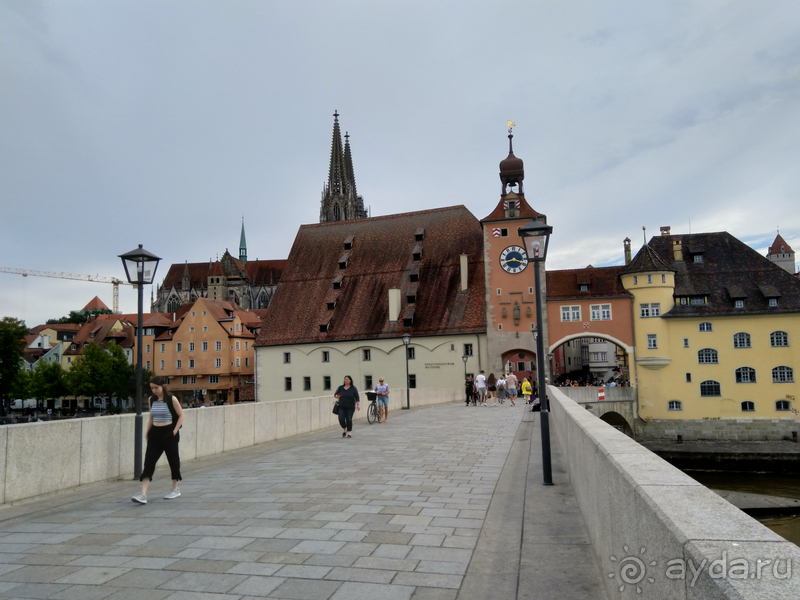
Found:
[303,205,470,229]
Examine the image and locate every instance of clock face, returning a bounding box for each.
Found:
[500,245,529,274]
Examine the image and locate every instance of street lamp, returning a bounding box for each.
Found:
[519,218,554,486]
[119,244,161,480]
[462,354,469,379]
[402,333,411,410]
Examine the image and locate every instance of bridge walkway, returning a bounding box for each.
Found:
[0,402,606,600]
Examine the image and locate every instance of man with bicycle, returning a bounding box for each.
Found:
[375,377,390,423]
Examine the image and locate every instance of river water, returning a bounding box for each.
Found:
[685,470,800,546]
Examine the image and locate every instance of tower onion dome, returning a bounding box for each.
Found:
[499,133,524,194]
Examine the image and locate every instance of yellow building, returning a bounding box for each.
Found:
[622,228,799,436]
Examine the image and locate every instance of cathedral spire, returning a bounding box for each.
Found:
[320,111,367,223]
[239,217,247,265]
[343,131,357,200]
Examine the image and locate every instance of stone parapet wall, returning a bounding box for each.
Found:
[548,385,800,600]
[637,418,799,441]
[0,387,458,505]
[556,386,636,403]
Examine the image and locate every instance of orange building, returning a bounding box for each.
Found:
[152,298,263,404]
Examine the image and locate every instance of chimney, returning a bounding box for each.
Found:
[660,226,671,236]
[624,238,632,266]
[388,289,401,323]
[460,254,468,292]
[673,239,683,262]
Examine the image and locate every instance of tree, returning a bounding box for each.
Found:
[0,317,29,414]
[30,360,67,409]
[46,308,113,325]
[66,343,111,401]
[106,342,135,406]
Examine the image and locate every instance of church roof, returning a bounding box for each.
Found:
[82,296,110,311]
[256,205,486,346]
[768,233,794,255]
[158,258,285,290]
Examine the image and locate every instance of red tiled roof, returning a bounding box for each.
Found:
[64,316,135,355]
[481,192,545,223]
[256,206,486,346]
[546,266,631,300]
[30,323,82,334]
[82,296,110,311]
[158,259,285,290]
[768,233,794,255]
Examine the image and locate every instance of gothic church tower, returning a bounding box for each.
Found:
[320,111,368,223]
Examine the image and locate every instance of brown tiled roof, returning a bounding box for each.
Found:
[643,232,800,317]
[64,315,135,355]
[30,323,81,334]
[620,243,675,274]
[546,266,631,300]
[481,192,545,223]
[158,259,285,290]
[82,296,110,311]
[768,233,794,255]
[256,206,486,346]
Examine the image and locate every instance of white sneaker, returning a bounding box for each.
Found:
[164,488,181,499]
[131,493,147,504]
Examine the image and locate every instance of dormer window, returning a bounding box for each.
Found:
[407,294,416,305]
[319,324,328,333]
[333,275,343,291]
[693,255,703,264]
[327,299,337,310]
[415,227,425,242]
[403,317,413,327]
[579,284,588,292]
[769,298,778,308]
[338,253,349,269]
[344,235,354,251]
[412,244,422,262]
[410,273,419,283]
[735,300,744,309]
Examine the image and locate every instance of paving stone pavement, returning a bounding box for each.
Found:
[0,402,606,600]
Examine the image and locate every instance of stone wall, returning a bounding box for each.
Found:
[548,385,800,600]
[637,418,799,441]
[0,387,459,505]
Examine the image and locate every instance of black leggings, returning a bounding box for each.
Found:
[141,425,182,482]
[338,406,355,432]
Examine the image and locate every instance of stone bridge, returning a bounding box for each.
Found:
[555,386,637,436]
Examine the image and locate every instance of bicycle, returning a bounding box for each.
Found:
[366,391,379,424]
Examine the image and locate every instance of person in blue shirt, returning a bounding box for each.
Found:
[374,377,390,423]
[334,375,360,438]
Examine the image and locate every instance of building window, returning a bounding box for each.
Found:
[176,343,182,352]
[245,358,249,367]
[245,342,249,351]
[407,347,415,360]
[215,358,221,368]
[202,311,207,317]
[590,305,611,321]
[322,351,330,362]
[209,375,219,384]
[176,360,182,370]
[160,360,165,370]
[160,343,166,353]
[734,300,744,309]
[579,284,588,292]
[693,255,703,264]
[409,374,416,388]
[236,323,240,332]
[365,375,372,389]
[661,274,666,283]
[189,342,195,352]
[182,376,188,385]
[284,352,291,363]
[685,373,692,383]
[189,359,195,369]
[304,376,311,391]
[145,344,151,353]
[235,341,240,351]
[324,376,331,390]
[768,298,778,308]
[363,349,371,361]
[216,341,222,351]
[497,288,501,296]
[191,311,196,317]
[651,303,660,317]
[202,326,208,332]
[699,322,712,332]
[190,375,196,384]
[146,361,151,370]
[464,344,473,356]
[202,342,208,352]
[235,357,240,367]
[733,333,751,348]
[690,297,706,305]
[741,401,755,412]
[683,338,690,348]
[640,304,650,318]
[770,331,789,347]
[776,400,791,411]
[700,380,721,396]
[735,367,756,383]
[772,366,794,383]
[633,276,638,285]
[190,327,195,333]
[647,334,657,349]
[668,401,682,411]
[698,348,718,364]
[561,306,580,321]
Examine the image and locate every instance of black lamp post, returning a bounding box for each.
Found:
[119,244,161,480]
[519,218,554,486]
[462,354,468,379]
[402,333,411,410]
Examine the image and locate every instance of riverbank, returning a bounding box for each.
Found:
[642,439,800,474]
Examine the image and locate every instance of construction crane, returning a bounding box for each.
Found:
[0,267,132,314]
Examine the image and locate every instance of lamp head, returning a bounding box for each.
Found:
[518,219,553,262]
[119,244,162,285]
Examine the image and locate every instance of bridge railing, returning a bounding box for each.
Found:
[547,385,799,599]
[0,387,459,505]
[555,385,636,403]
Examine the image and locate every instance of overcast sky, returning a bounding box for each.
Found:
[2,1,799,327]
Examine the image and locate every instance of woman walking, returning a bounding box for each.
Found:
[521,377,532,406]
[132,375,184,504]
[334,375,360,438]
[487,373,497,406]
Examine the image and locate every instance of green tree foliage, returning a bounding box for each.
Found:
[30,360,67,408]
[106,342,135,405]
[46,308,113,325]
[0,317,29,413]
[65,341,136,407]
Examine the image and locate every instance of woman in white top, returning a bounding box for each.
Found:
[132,375,184,504]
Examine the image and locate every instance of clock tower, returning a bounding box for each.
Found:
[481,129,551,383]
